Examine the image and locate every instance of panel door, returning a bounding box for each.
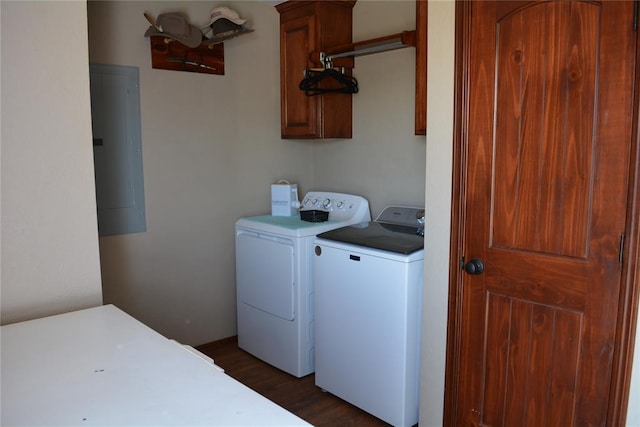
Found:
[453,2,636,425]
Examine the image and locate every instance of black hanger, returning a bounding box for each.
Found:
[299,69,359,96]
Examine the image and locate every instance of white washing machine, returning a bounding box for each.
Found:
[235,191,370,378]
[313,206,425,427]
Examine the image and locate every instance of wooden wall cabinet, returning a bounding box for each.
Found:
[276,1,355,139]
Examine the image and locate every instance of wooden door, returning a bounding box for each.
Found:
[449,1,636,425]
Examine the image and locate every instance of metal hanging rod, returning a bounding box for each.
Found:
[319,30,416,69]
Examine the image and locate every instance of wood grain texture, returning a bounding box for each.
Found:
[481,294,582,426]
[276,1,354,139]
[448,2,636,426]
[280,15,318,136]
[148,36,224,75]
[491,2,597,258]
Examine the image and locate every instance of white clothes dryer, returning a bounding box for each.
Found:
[235,192,370,378]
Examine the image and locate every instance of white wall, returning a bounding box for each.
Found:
[1,1,103,324]
[88,1,314,345]
[88,0,424,345]
[419,1,455,425]
[630,323,640,426]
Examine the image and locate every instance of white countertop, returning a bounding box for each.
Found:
[1,304,311,426]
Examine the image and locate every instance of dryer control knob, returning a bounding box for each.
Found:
[323,199,332,209]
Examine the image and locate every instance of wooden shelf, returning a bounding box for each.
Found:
[148,36,225,75]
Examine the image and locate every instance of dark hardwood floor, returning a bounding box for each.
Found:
[196,337,391,427]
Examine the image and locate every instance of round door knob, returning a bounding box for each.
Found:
[464,258,484,275]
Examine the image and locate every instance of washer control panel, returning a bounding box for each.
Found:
[300,191,371,223]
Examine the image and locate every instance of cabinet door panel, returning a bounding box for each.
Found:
[277,1,354,139]
[280,15,317,138]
